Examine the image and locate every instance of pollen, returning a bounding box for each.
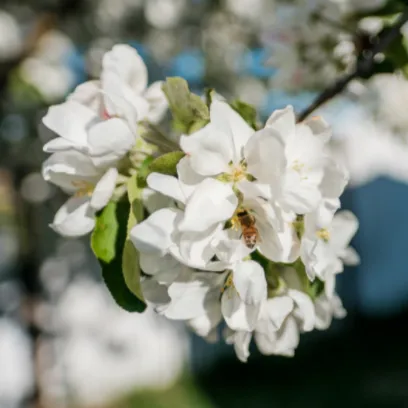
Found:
[231,166,246,182]
[221,273,234,294]
[316,228,330,242]
[292,159,305,173]
[72,180,94,198]
[230,215,240,231]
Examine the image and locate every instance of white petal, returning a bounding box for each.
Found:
[68,80,102,114]
[213,229,252,264]
[179,178,238,232]
[324,273,336,299]
[179,224,221,268]
[244,127,286,184]
[43,137,79,153]
[257,220,285,263]
[262,296,294,332]
[140,277,170,308]
[102,44,148,95]
[176,156,206,200]
[233,261,267,305]
[234,331,252,363]
[42,100,96,148]
[321,158,349,199]
[142,188,174,214]
[180,123,232,176]
[89,168,118,211]
[314,198,340,229]
[210,99,254,163]
[282,267,304,292]
[139,252,181,284]
[146,173,186,204]
[236,179,271,201]
[332,294,347,319]
[221,287,261,331]
[130,208,182,255]
[42,151,100,193]
[280,169,322,214]
[341,246,360,266]
[255,316,299,357]
[165,269,213,320]
[288,289,315,332]
[87,118,134,167]
[304,115,331,143]
[257,208,299,264]
[102,73,149,131]
[331,211,359,253]
[187,294,222,337]
[265,106,296,140]
[51,197,95,237]
[144,81,168,123]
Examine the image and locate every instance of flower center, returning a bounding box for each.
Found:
[217,161,248,183]
[72,180,94,198]
[292,159,305,173]
[316,228,330,242]
[230,163,247,182]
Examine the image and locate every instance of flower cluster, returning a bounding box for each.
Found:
[264,0,387,91]
[42,44,167,236]
[131,98,359,360]
[41,43,359,362]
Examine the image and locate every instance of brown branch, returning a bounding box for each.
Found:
[297,8,408,122]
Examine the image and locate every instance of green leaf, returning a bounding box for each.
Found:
[122,174,145,302]
[293,259,325,301]
[92,201,146,312]
[148,151,185,176]
[138,121,179,152]
[91,202,118,264]
[136,155,155,188]
[162,77,210,134]
[230,99,258,130]
[135,151,185,188]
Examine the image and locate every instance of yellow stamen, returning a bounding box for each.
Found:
[221,273,234,294]
[72,180,94,198]
[316,228,330,242]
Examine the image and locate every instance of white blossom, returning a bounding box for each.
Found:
[42,151,119,237]
[301,209,360,284]
[225,268,316,362]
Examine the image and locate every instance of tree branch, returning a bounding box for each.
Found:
[297,8,408,122]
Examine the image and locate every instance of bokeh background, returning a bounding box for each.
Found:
[1,0,408,407]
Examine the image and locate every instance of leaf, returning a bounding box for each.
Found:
[148,151,185,176]
[230,99,258,130]
[135,151,185,188]
[136,156,155,188]
[162,77,209,134]
[92,201,146,312]
[138,121,179,152]
[293,260,325,301]
[126,173,145,234]
[307,278,325,300]
[91,201,118,264]
[122,174,145,302]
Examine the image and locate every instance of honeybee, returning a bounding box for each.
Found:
[237,209,259,249]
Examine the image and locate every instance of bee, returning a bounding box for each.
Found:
[236,209,259,249]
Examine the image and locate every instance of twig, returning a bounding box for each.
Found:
[297,8,408,122]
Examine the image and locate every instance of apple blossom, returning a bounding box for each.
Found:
[42,151,119,237]
[301,209,360,283]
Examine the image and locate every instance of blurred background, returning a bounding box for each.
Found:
[1,0,408,407]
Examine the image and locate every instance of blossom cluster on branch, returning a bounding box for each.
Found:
[41,44,359,361]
